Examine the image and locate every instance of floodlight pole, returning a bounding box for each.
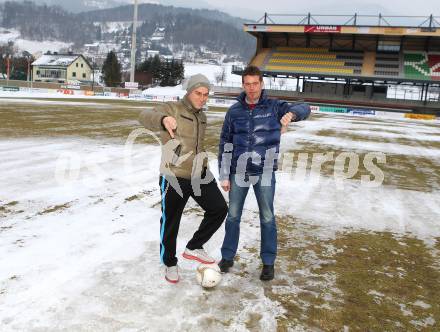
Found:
[130,0,138,83]
[5,54,11,86]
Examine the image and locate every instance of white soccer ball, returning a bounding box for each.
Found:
[196,263,222,288]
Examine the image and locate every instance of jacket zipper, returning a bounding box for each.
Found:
[195,112,200,153]
[172,144,182,164]
[248,106,254,152]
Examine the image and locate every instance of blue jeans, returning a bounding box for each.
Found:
[221,173,277,265]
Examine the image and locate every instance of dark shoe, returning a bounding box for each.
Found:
[260,265,274,281]
[218,258,234,273]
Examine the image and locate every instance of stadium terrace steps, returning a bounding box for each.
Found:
[265,65,354,75]
[263,47,362,76]
[252,47,440,81]
[374,53,400,77]
[250,48,271,67]
[362,52,376,76]
[276,47,329,53]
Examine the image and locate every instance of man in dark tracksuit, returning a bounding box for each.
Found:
[218,66,311,281]
[139,74,227,283]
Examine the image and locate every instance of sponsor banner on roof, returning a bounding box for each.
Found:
[248,25,272,32]
[304,25,341,33]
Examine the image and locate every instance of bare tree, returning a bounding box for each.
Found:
[278,78,287,90]
[214,66,226,86]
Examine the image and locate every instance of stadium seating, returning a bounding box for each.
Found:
[374,53,400,77]
[259,47,363,76]
[403,52,440,80]
[428,54,440,80]
[404,52,430,80]
[249,46,440,81]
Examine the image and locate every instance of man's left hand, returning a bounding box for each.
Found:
[280,112,295,133]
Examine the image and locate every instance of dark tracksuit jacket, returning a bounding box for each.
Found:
[218,90,311,179]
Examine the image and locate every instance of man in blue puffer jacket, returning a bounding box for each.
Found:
[218,65,310,281]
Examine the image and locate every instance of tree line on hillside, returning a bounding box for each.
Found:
[82,3,245,30]
[1,1,99,46]
[0,1,255,59]
[101,52,184,87]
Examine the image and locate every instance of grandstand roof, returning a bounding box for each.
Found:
[245,25,440,38]
[241,14,440,84]
[244,14,440,38]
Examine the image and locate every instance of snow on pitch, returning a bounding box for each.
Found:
[1,65,440,329]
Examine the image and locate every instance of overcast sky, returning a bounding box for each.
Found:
[202,0,439,20]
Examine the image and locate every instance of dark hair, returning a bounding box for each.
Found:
[242,65,263,83]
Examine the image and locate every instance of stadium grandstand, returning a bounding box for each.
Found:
[223,14,440,115]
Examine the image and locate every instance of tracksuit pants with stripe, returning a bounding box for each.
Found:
[159,174,228,267]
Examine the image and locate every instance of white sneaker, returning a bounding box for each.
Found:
[165,265,179,284]
[182,248,215,264]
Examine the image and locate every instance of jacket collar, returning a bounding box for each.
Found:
[237,89,268,107]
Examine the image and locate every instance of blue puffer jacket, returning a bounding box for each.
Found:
[218,90,310,180]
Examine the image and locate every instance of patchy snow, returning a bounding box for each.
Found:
[0,27,20,43]
[14,39,72,56]
[0,28,72,55]
[142,84,186,99]
[94,21,143,34]
[184,62,299,89]
[32,54,79,66]
[0,90,129,101]
[0,137,281,331]
[0,98,439,330]
[412,300,432,309]
[184,63,242,86]
[279,116,440,159]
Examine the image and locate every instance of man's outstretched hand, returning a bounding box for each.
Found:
[221,180,230,192]
[280,112,295,134]
[162,116,177,138]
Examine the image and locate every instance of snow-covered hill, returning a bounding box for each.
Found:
[0,28,72,55]
[0,0,214,14]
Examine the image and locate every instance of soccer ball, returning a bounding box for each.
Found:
[196,263,222,288]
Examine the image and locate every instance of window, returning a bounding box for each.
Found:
[81,64,83,68]
[72,72,76,77]
[38,68,66,79]
[76,63,78,67]
[378,40,400,52]
[82,73,86,78]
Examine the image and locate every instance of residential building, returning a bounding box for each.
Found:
[32,52,92,83]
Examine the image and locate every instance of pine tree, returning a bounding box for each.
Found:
[136,56,184,87]
[172,60,184,85]
[151,55,162,84]
[101,51,122,87]
[159,60,172,87]
[138,57,152,72]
